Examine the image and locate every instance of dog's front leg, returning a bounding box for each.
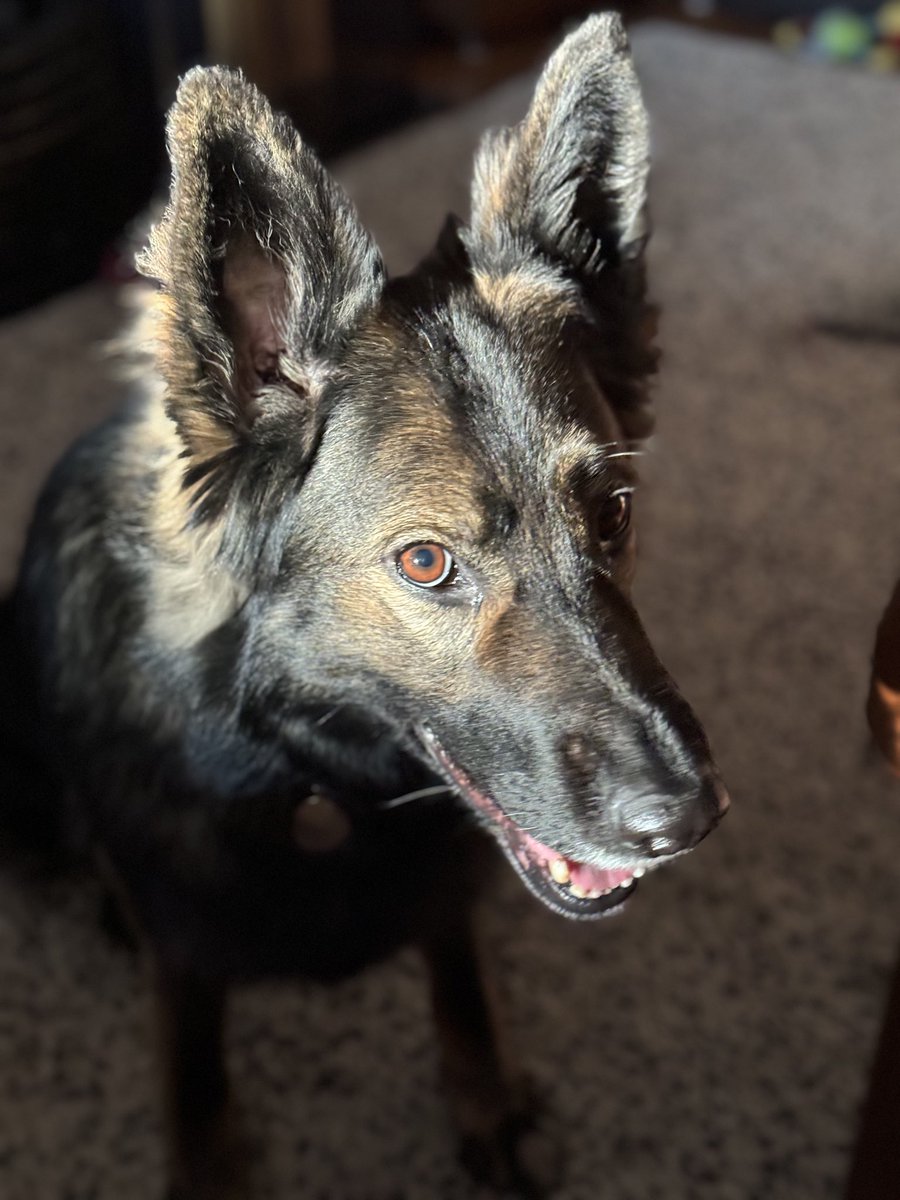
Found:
[421,911,563,1198]
[155,962,248,1200]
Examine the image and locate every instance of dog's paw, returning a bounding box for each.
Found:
[164,1111,255,1200]
[458,1088,564,1199]
[99,887,141,952]
[165,1167,249,1200]
[165,1164,249,1200]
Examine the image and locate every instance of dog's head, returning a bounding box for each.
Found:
[140,14,726,919]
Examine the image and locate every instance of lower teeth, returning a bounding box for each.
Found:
[566,879,633,900]
[546,859,639,901]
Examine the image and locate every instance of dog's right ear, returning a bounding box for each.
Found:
[463,14,656,438]
[467,13,648,284]
[139,67,384,498]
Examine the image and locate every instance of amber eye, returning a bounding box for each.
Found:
[596,490,632,546]
[397,543,454,588]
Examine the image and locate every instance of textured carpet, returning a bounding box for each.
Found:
[3,24,900,1200]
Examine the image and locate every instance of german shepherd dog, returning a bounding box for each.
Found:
[10,14,726,1198]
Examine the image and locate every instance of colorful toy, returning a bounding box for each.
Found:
[773,4,900,70]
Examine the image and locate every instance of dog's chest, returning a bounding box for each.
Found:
[125,779,483,983]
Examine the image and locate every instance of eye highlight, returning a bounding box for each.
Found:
[596,489,633,546]
[396,542,454,588]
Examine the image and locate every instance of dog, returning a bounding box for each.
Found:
[10,14,726,1198]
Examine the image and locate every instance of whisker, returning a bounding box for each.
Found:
[378,784,454,809]
[313,706,341,728]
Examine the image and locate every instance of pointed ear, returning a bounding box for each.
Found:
[465,14,656,438]
[138,67,384,478]
[469,13,649,276]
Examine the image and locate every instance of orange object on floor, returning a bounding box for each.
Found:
[844,578,900,1199]
[867,578,900,775]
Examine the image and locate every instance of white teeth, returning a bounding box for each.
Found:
[549,859,571,885]
[548,862,641,900]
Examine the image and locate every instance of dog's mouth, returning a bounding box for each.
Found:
[418,727,641,920]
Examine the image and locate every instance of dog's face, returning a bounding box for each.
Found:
[142,15,725,919]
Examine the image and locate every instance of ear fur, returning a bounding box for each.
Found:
[468,13,649,275]
[139,67,384,483]
[465,14,657,438]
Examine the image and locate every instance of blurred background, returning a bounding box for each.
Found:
[2,0,898,317]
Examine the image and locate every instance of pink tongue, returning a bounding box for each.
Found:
[568,861,634,892]
[520,831,634,891]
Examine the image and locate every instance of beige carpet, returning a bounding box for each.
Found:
[2,24,900,1200]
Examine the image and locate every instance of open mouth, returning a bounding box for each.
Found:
[418,727,642,920]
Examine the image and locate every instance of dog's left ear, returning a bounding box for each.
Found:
[465,13,656,436]
[139,67,384,508]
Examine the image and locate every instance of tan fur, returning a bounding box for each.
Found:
[328,571,475,705]
[109,291,247,651]
[131,393,247,651]
[146,290,239,461]
[472,591,557,682]
[472,269,579,324]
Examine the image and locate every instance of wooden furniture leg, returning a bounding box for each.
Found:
[845,943,900,1198]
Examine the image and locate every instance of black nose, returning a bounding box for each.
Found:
[615,773,727,858]
[560,731,727,858]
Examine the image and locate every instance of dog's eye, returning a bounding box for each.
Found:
[396,543,455,588]
[596,490,632,546]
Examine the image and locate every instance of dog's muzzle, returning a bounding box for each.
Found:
[417,725,728,921]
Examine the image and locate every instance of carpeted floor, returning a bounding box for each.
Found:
[2,23,900,1200]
